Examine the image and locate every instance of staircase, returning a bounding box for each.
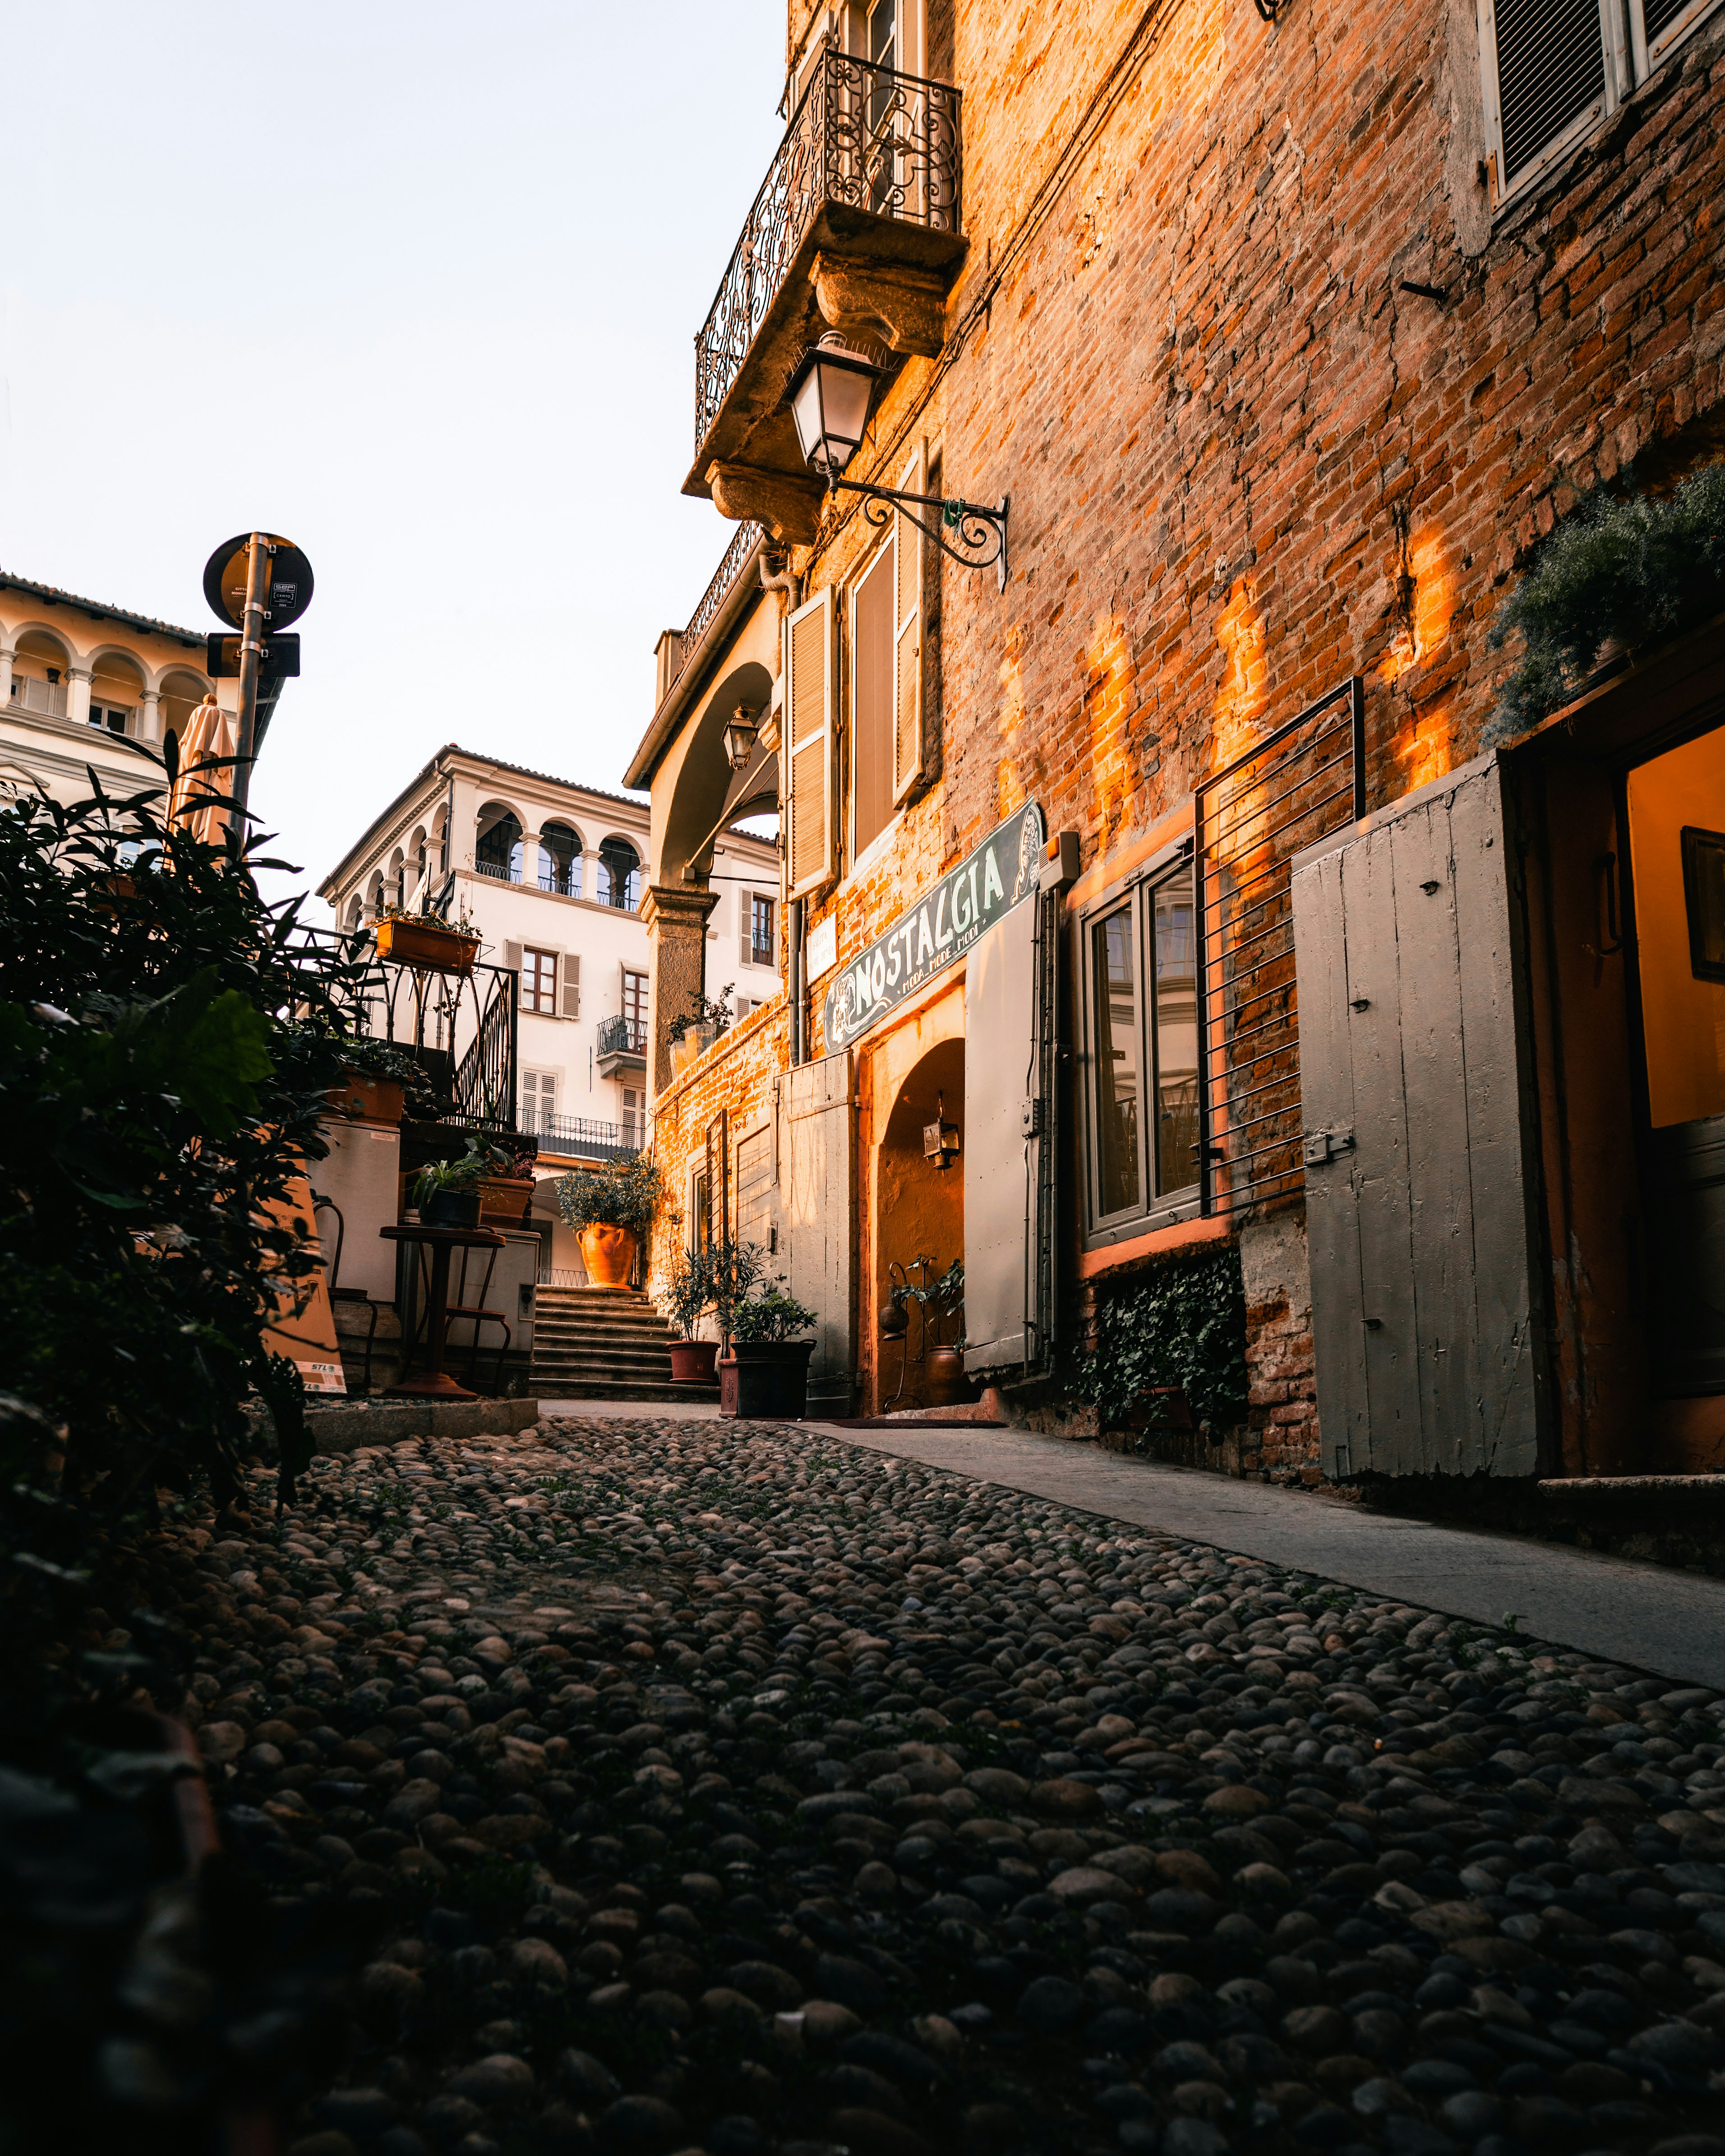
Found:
[529,1285,719,1404]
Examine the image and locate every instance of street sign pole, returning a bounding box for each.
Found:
[231,532,271,836]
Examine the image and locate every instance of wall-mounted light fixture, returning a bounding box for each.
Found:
[722,704,759,771]
[786,335,1010,591]
[923,1091,961,1171]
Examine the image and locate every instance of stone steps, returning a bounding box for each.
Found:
[530,1286,715,1401]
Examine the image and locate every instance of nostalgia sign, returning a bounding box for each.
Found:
[821,802,1046,1052]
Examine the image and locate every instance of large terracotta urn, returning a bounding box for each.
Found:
[579,1223,638,1289]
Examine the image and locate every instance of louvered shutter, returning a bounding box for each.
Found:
[784,586,835,898]
[740,892,754,969]
[892,444,925,806]
[1479,0,1608,198]
[561,953,580,1018]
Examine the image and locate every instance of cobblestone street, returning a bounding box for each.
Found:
[175,1418,1725,2156]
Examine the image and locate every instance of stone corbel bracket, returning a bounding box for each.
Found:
[811,251,948,356]
[708,462,826,548]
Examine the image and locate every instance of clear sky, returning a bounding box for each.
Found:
[0,1,786,916]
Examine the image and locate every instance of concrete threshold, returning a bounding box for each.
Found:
[803,1422,1725,1691]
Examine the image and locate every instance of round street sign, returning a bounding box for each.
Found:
[203,534,315,630]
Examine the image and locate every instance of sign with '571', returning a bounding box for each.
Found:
[821,802,1045,1052]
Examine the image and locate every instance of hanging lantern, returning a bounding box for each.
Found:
[923,1091,961,1171]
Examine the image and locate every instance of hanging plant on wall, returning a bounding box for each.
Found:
[1075,1247,1249,1436]
[1485,461,1725,744]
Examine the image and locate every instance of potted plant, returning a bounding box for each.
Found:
[721,1277,818,1420]
[555,1153,664,1289]
[318,1031,428,1127]
[668,983,734,1077]
[476,1132,538,1224]
[662,1247,718,1383]
[376,903,481,976]
[412,1139,503,1229]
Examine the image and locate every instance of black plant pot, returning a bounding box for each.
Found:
[719,1340,815,1419]
[424,1188,482,1229]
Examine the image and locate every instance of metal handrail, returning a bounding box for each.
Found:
[694,45,962,454]
[596,1014,647,1058]
[667,521,765,696]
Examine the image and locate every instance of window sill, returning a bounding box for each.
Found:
[1078,1207,1227,1279]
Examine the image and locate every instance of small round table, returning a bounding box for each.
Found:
[380,1221,506,1400]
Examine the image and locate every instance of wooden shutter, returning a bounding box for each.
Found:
[963,899,1037,1373]
[1478,0,1609,199]
[892,444,925,806]
[503,939,524,1005]
[561,953,580,1018]
[1291,752,1545,1480]
[784,586,835,898]
[740,892,754,968]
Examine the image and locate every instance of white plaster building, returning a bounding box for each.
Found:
[318,743,782,1207]
[0,570,232,806]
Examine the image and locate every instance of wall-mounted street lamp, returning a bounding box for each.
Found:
[723,704,759,771]
[923,1091,961,1171]
[786,335,1010,591]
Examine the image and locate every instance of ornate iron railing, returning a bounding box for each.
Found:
[694,45,961,454]
[597,1014,648,1059]
[667,520,765,696]
[452,970,518,1133]
[532,1112,644,1161]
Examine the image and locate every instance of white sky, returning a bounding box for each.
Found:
[0,2,786,917]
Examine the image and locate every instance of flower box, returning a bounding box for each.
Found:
[376,918,480,974]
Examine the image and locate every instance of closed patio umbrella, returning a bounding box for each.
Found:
[166,691,238,846]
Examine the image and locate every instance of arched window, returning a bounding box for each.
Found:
[346,894,364,931]
[476,806,523,882]
[540,821,582,898]
[595,836,641,912]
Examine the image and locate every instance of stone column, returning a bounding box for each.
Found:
[139,689,161,743]
[0,647,14,708]
[518,829,541,889]
[66,666,92,728]
[641,881,719,1098]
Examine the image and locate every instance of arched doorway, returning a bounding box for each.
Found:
[869,1035,966,1413]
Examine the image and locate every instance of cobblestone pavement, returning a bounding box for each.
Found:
[174,1417,1725,2156]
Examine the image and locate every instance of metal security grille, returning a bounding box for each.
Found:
[1644,0,1691,39]
[1495,0,1605,180]
[1194,678,1364,1220]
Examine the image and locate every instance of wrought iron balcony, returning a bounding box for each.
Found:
[530,1111,644,1161]
[596,1014,648,1076]
[686,44,964,543]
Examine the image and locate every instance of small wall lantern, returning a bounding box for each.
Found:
[923,1091,961,1171]
[784,333,1010,590]
[722,704,759,771]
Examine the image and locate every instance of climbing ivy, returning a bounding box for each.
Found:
[1074,1246,1249,1432]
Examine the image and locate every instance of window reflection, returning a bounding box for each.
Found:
[1093,906,1141,1216]
[1153,869,1199,1195]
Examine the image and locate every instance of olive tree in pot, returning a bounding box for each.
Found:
[721,1278,819,1420]
[554,1154,664,1289]
[662,1246,718,1383]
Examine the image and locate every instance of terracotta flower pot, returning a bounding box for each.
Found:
[376,917,479,974]
[926,1343,973,1407]
[326,1070,406,1125]
[580,1222,638,1288]
[669,1339,720,1384]
[478,1173,534,1224]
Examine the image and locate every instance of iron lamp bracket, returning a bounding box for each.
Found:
[830,477,1009,592]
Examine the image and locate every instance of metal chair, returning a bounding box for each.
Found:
[310,1192,379,1392]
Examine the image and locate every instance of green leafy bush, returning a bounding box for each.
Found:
[661,1247,713,1337]
[707,1236,767,1336]
[729,1281,817,1344]
[0,777,363,1519]
[1487,461,1725,741]
[554,1152,664,1235]
[1075,1247,1248,1432]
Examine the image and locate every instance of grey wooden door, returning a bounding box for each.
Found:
[964,899,1038,1375]
[1291,751,1545,1479]
[779,1050,856,1412]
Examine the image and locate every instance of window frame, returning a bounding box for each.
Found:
[1076,835,1203,1251]
[1479,0,1722,209]
[521,945,559,1015]
[750,891,776,967]
[848,526,899,867]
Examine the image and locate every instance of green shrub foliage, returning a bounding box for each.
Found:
[554,1152,664,1235]
[1487,461,1725,741]
[0,777,362,1518]
[1077,1247,1249,1431]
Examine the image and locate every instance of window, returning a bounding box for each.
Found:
[621,1086,645,1149]
[88,703,131,736]
[751,893,775,966]
[621,968,649,1050]
[521,1069,558,1133]
[521,947,558,1014]
[690,1166,712,1254]
[477,808,524,882]
[1479,0,1721,203]
[1082,857,1199,1235]
[540,821,582,897]
[595,838,641,910]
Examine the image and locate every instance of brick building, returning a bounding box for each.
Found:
[628,0,1725,1476]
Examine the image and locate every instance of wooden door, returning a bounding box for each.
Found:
[1291,752,1547,1478]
